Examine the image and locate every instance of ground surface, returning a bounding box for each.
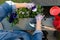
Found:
[31,0,60,6]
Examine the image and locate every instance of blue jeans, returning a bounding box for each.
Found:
[0,30,43,40]
[0,30,31,40]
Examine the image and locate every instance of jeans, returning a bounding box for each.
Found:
[0,30,43,40]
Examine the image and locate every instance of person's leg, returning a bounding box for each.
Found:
[13,30,32,40]
[32,30,43,40]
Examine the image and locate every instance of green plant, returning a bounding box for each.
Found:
[17,4,43,18]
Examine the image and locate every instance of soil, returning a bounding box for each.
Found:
[43,6,54,18]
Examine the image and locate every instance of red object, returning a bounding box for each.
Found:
[53,15,60,31]
[50,6,60,16]
[50,6,60,31]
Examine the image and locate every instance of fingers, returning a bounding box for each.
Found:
[35,14,45,21]
[26,3,35,9]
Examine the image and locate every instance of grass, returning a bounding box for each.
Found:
[0,0,6,4]
[0,0,31,4]
[12,0,31,3]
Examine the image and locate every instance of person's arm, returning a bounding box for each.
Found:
[43,26,56,31]
[5,1,27,8]
[6,1,35,9]
[14,3,27,8]
[36,20,42,30]
[33,21,43,40]
[33,14,44,40]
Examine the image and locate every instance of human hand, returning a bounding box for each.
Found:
[26,3,37,12]
[35,14,45,21]
[26,3,35,9]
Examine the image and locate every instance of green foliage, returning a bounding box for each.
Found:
[16,4,43,18]
[0,0,6,4]
[12,0,31,3]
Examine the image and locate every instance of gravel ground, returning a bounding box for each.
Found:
[31,0,60,6]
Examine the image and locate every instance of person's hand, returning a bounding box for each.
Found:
[26,3,37,12]
[26,3,35,9]
[35,14,45,21]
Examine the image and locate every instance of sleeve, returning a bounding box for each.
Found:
[33,30,43,40]
[0,1,16,22]
[5,1,16,11]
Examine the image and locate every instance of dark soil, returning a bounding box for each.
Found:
[43,6,54,18]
